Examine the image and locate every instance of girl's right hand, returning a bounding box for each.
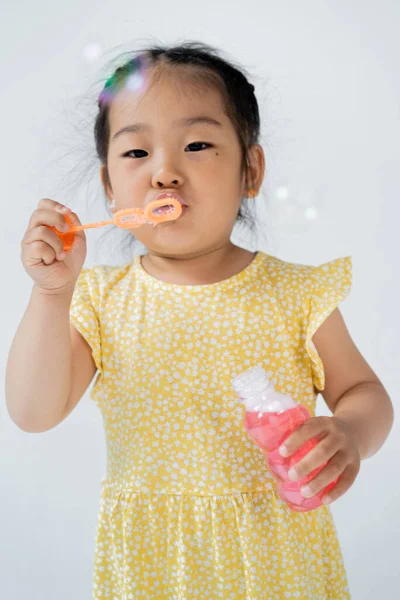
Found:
[21,198,87,294]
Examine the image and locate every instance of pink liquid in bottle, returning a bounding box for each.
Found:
[232,366,338,512]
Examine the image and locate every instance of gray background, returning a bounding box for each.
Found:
[1,1,399,598]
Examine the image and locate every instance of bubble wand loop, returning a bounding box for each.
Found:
[50,198,182,251]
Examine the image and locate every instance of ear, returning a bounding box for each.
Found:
[100,164,113,203]
[243,144,265,197]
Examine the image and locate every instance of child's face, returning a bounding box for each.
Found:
[102,68,257,257]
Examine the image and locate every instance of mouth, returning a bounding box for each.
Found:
[153,192,188,215]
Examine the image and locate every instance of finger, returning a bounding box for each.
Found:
[320,463,360,505]
[23,225,67,259]
[23,240,57,266]
[299,451,348,498]
[65,209,84,235]
[279,416,332,457]
[27,208,71,236]
[37,198,72,214]
[288,434,342,481]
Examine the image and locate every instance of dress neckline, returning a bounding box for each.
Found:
[133,250,264,293]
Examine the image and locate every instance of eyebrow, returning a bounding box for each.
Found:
[111,116,223,141]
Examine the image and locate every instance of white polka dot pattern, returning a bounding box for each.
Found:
[70,251,352,599]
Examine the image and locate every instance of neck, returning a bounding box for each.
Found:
[141,243,255,285]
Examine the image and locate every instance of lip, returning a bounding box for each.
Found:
[154,192,188,207]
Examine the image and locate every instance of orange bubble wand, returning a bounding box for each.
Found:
[51,198,182,251]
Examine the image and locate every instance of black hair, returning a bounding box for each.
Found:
[90,41,267,257]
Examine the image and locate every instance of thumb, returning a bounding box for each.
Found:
[62,210,87,254]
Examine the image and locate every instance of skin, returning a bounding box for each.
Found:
[281,309,393,505]
[100,65,265,285]
[99,65,394,506]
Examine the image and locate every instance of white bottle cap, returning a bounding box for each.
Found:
[232,366,296,412]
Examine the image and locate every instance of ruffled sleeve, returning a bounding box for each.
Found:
[69,268,103,376]
[305,256,352,391]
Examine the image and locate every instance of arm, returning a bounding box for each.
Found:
[278,308,394,504]
[5,285,97,433]
[312,308,394,460]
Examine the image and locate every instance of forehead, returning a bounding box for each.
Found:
[108,67,230,132]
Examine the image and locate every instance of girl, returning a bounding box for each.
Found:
[6,42,393,599]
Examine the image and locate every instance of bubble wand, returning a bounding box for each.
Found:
[50,197,182,251]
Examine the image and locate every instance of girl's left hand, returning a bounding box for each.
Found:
[279,416,361,504]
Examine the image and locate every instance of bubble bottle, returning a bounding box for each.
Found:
[232,366,337,511]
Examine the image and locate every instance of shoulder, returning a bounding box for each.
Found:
[75,261,134,298]
[259,251,352,300]
[260,252,314,283]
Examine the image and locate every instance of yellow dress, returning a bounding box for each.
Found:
[70,250,352,599]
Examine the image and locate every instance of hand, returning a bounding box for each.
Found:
[278,416,361,505]
[21,198,87,294]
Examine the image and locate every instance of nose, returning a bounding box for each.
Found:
[151,155,183,189]
[154,178,180,188]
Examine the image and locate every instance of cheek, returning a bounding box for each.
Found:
[201,196,240,223]
[111,157,142,178]
[192,155,234,183]
[110,156,140,177]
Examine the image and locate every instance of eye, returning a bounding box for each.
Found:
[185,142,212,152]
[123,149,148,158]
[122,143,212,158]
